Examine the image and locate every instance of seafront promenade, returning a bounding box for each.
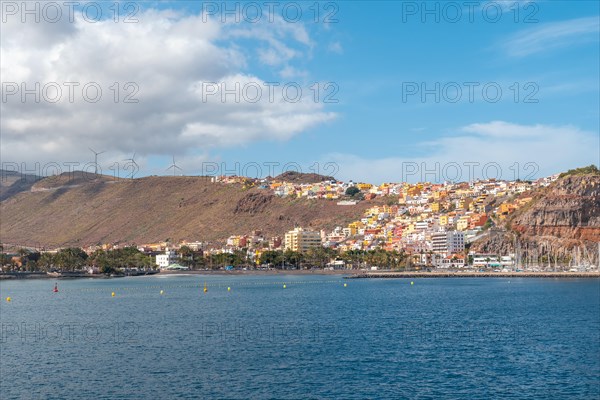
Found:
[347,271,600,279]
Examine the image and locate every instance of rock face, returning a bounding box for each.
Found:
[470,229,515,255]
[472,173,600,258]
[234,193,274,214]
[511,174,600,243]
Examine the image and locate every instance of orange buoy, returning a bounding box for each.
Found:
[53,283,59,293]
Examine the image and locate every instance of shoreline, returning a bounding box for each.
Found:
[2,270,599,280]
[157,269,352,276]
[149,270,600,278]
[347,271,600,279]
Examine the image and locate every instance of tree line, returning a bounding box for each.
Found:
[2,245,413,273]
[178,246,410,270]
[1,247,155,274]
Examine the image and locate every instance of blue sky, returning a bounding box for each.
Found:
[1,1,599,182]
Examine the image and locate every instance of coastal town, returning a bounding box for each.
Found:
[2,170,598,275]
[3,2,599,398]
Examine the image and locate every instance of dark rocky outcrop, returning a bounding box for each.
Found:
[472,173,600,259]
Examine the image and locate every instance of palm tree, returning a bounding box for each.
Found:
[39,253,55,272]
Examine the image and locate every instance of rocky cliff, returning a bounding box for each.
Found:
[472,172,600,260]
[511,174,600,243]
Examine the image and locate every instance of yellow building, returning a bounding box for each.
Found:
[439,215,448,226]
[348,221,365,235]
[456,216,470,231]
[284,228,322,252]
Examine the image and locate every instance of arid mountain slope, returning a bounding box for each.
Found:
[0,170,42,202]
[0,173,376,248]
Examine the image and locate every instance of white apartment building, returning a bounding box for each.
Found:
[284,228,322,252]
[432,231,465,256]
[156,249,177,268]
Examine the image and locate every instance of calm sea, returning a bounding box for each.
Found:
[1,276,599,399]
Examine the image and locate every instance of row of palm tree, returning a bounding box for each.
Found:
[176,246,409,270]
[2,247,155,274]
[3,245,412,272]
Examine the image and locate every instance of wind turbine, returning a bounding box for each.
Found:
[89,147,106,175]
[166,156,182,176]
[123,152,139,179]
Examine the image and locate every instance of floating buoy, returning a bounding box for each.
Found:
[53,283,59,293]
[6,297,11,302]
[160,290,164,295]
[283,284,287,289]
[344,283,347,287]
[227,287,231,292]
[111,292,115,297]
[203,282,208,293]
[410,281,414,285]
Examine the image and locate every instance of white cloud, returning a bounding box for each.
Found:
[328,41,343,54]
[503,16,600,57]
[224,15,313,66]
[279,66,309,79]
[0,6,333,169]
[460,120,548,138]
[325,121,599,183]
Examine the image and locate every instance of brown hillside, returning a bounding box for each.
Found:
[0,170,42,201]
[0,175,378,248]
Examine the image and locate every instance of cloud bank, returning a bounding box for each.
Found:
[0,5,335,169]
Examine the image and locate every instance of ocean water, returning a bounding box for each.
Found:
[0,276,599,399]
